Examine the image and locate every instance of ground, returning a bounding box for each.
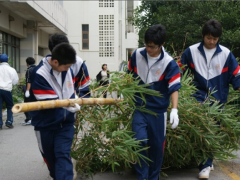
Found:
[0,112,239,180]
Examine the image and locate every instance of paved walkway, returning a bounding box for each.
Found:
[0,112,240,180]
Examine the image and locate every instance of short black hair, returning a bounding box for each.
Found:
[144,24,166,46]
[102,64,107,70]
[52,43,76,65]
[202,19,222,37]
[48,33,69,52]
[26,57,35,65]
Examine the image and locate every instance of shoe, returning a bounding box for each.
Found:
[0,126,2,130]
[22,120,31,126]
[6,124,14,128]
[199,166,211,179]
[210,164,214,171]
[26,120,31,125]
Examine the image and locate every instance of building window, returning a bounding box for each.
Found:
[99,15,114,57]
[82,24,89,50]
[99,0,114,8]
[38,47,44,57]
[0,31,20,72]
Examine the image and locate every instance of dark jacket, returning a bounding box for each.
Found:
[96,70,110,82]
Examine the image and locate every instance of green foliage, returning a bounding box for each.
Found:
[71,71,240,177]
[71,72,160,176]
[131,1,240,56]
[164,72,240,168]
[12,80,24,104]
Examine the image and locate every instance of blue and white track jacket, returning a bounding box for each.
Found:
[30,57,76,130]
[39,55,91,98]
[128,47,181,113]
[181,41,240,104]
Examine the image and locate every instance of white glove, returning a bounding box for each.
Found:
[75,94,79,99]
[65,103,81,113]
[170,108,179,129]
[25,90,30,98]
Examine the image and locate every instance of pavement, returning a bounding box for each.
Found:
[0,112,240,180]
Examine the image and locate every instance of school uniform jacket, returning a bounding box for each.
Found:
[71,56,90,97]
[128,47,181,113]
[180,41,240,104]
[39,55,90,98]
[30,57,76,130]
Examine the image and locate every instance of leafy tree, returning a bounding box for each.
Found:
[131,1,240,56]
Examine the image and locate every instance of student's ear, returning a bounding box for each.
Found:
[52,59,59,66]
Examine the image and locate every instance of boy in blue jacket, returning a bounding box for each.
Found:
[30,43,80,180]
[181,19,240,179]
[41,33,91,98]
[128,24,181,180]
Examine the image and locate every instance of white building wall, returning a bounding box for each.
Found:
[0,4,27,38]
[63,1,139,79]
[0,1,68,76]
[26,1,68,34]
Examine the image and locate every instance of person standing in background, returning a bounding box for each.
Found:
[96,64,109,98]
[0,54,19,129]
[22,57,36,126]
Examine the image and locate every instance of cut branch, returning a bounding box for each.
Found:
[12,98,123,113]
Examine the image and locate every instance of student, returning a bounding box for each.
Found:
[0,54,19,129]
[46,33,90,98]
[30,43,80,180]
[22,57,36,125]
[181,19,240,179]
[128,24,181,180]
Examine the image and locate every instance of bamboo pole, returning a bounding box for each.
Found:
[12,98,123,113]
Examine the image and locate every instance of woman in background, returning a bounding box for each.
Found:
[96,64,109,98]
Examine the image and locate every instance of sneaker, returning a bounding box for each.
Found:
[210,164,214,171]
[6,124,14,128]
[199,166,211,179]
[22,120,31,126]
[26,120,31,125]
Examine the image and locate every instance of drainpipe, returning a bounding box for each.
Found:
[34,21,38,64]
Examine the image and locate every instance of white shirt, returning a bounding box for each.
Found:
[101,70,107,80]
[203,46,216,67]
[147,53,161,68]
[0,62,19,91]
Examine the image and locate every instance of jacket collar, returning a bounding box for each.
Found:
[42,55,68,81]
[198,41,222,59]
[27,64,36,69]
[0,62,10,66]
[140,47,165,63]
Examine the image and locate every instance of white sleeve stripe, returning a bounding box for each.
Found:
[34,94,58,100]
[79,80,91,89]
[168,77,180,88]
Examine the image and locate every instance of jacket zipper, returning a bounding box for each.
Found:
[53,73,66,124]
[145,60,160,83]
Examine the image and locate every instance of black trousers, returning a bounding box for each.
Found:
[99,80,109,98]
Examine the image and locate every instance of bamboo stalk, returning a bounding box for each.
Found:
[12,98,122,113]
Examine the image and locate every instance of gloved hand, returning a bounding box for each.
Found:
[25,90,30,98]
[75,94,79,99]
[65,103,81,113]
[170,108,179,129]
